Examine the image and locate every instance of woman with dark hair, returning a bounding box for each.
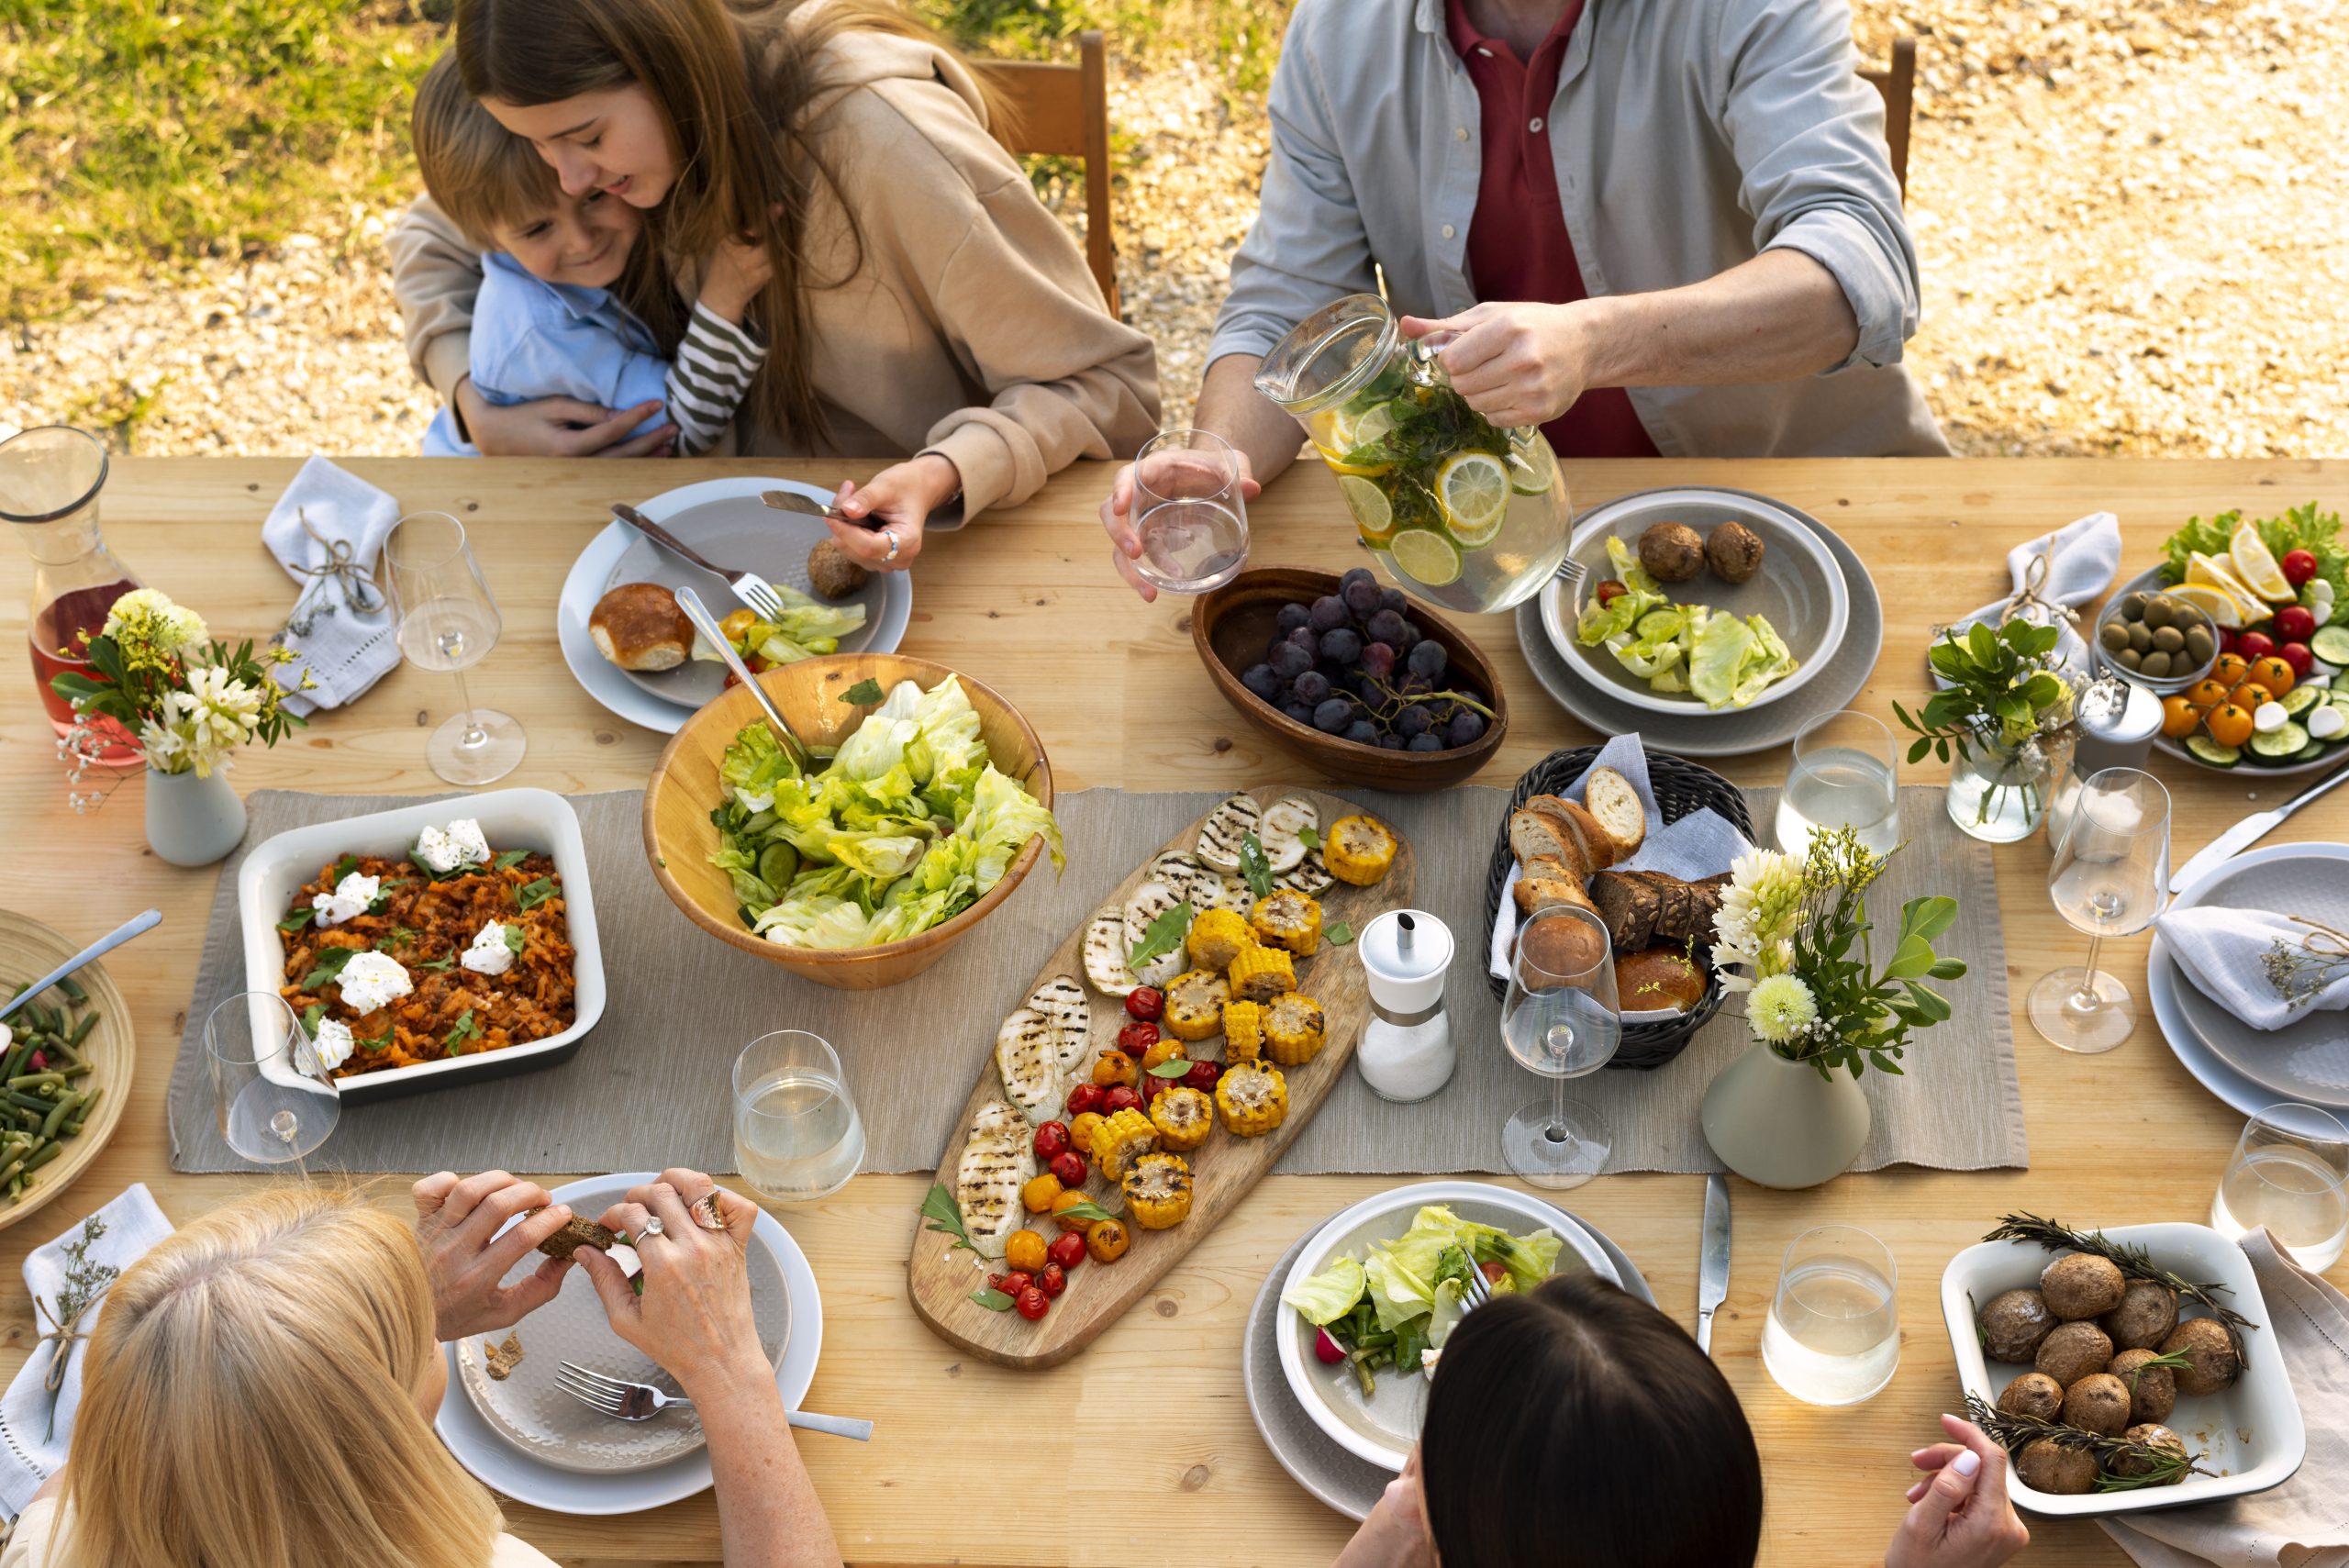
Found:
[390,0,1159,571]
[1334,1274,2030,1568]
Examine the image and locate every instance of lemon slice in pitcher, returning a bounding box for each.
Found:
[1436,450,1511,547]
[1336,474,1395,543]
[1507,432,1557,495]
[1390,528,1464,587]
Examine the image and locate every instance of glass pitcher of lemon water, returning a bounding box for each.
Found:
[1253,295,1571,613]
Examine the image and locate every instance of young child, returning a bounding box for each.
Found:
[410,52,769,457]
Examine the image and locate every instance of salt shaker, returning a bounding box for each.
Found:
[1355,910,1455,1103]
[2046,673,2164,847]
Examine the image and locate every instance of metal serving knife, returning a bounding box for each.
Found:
[1696,1172,1731,1356]
[2169,762,2349,893]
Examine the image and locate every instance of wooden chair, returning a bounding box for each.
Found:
[970,30,1120,317]
[1859,36,1919,198]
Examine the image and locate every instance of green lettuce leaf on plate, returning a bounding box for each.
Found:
[1281,1255,1366,1326]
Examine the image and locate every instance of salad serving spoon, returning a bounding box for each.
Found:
[672,584,813,772]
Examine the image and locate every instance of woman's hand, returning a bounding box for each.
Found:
[698,233,774,325]
[827,454,961,572]
[413,1170,578,1342]
[581,1168,767,1397]
[455,377,675,458]
[1334,1448,1434,1568]
[1884,1416,2032,1568]
[1399,302,1592,429]
[1097,449,1262,603]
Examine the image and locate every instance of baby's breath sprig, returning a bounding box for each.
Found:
[2260,917,2349,1009]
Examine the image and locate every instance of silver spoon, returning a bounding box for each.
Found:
[671,585,812,772]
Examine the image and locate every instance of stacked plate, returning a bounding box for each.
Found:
[2149,842,2349,1118]
[558,477,912,735]
[1515,487,1885,756]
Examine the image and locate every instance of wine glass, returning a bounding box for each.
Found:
[1129,429,1250,595]
[732,1030,867,1203]
[206,991,339,1176]
[1776,709,1899,857]
[1500,904,1620,1189]
[2210,1102,2349,1271]
[1761,1225,1901,1406]
[384,511,525,785]
[2030,767,2170,1053]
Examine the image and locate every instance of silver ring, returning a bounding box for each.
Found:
[882,527,900,563]
[640,1216,665,1239]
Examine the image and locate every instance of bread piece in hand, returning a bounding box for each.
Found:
[589,583,693,671]
[1582,767,1647,855]
[1524,794,1620,872]
[1616,947,1706,1013]
[1508,807,1588,883]
[535,1213,622,1261]
[1587,870,1663,951]
[807,539,869,599]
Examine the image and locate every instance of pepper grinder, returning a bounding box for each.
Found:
[2046,673,2164,847]
[1355,910,1455,1103]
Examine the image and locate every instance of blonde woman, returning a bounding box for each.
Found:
[3,1169,841,1568]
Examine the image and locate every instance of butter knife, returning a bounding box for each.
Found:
[2169,762,2349,893]
[1696,1172,1731,1356]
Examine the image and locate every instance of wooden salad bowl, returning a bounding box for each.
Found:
[0,910,134,1232]
[642,654,1053,992]
[1192,566,1508,791]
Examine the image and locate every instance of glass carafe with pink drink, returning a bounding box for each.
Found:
[1253,294,1571,613]
[1,427,141,765]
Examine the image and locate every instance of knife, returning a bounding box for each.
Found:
[2169,762,2349,893]
[1696,1172,1731,1356]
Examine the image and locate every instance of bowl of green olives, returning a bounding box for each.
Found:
[2094,575,2220,694]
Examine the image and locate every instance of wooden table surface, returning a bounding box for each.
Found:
[4,454,2345,1568]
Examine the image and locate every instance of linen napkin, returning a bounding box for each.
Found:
[2158,906,2349,1031]
[0,1185,174,1518]
[1485,733,1755,1016]
[264,456,402,717]
[2100,1228,2349,1568]
[1946,511,2121,674]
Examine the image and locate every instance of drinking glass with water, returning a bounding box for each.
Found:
[1776,709,1900,857]
[732,1030,865,1203]
[1129,429,1250,595]
[1762,1224,1901,1407]
[2210,1102,2349,1271]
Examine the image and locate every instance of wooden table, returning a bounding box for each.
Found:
[4,455,2345,1567]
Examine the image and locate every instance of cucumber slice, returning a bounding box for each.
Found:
[2185,736,2242,768]
[2290,739,2330,763]
[2248,720,2310,760]
[2281,684,2326,717]
[2310,625,2349,664]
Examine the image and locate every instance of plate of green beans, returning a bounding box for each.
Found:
[0,911,131,1229]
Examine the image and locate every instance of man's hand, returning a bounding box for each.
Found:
[456,378,674,457]
[413,1170,577,1342]
[1399,302,1591,429]
[826,453,961,571]
[1884,1416,2032,1568]
[1097,449,1262,603]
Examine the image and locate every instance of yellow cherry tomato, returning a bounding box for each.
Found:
[1004,1229,1049,1274]
[2159,695,2201,740]
[2185,677,2232,712]
[2205,703,2254,749]
[1068,1110,1107,1159]
[1020,1174,1064,1215]
[1085,1217,1132,1262]
[2249,655,2296,697]
[2212,652,2250,689]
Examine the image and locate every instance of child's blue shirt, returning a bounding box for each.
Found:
[422,252,670,456]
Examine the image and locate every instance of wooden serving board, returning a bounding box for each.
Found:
[907,787,1416,1369]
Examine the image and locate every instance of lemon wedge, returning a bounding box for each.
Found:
[2185,552,2270,620]
[2164,584,2245,628]
[1436,450,1511,547]
[2229,521,2298,603]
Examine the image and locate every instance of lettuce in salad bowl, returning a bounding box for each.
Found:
[1573,535,1804,711]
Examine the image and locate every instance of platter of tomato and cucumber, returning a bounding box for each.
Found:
[2117,504,2349,773]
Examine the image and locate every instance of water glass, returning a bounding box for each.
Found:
[2210,1102,2349,1271]
[1776,709,1899,857]
[732,1030,866,1203]
[206,991,339,1175]
[384,511,525,786]
[1130,429,1250,594]
[1499,904,1620,1190]
[1761,1224,1901,1407]
[2029,767,2170,1053]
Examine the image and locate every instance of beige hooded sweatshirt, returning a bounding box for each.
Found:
[388,25,1161,522]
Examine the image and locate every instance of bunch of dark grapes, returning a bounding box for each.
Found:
[1240,568,1495,751]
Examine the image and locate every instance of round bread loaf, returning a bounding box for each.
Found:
[591,583,693,671]
[1518,903,1609,981]
[1615,948,1705,1014]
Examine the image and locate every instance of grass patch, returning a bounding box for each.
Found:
[0,0,443,320]
[918,0,1292,92]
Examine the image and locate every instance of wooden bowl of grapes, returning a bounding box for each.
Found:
[1193,566,1508,791]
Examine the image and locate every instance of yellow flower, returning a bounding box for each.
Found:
[1749,974,1819,1043]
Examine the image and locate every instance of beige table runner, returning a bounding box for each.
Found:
[168,784,2024,1177]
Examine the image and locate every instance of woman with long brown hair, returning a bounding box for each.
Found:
[391,0,1159,571]
[3,1170,841,1568]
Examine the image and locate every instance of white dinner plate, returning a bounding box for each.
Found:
[434,1173,822,1515]
[555,476,912,734]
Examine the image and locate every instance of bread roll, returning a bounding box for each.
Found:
[590,583,693,671]
[1583,767,1647,854]
[1518,898,1609,982]
[1616,948,1705,1013]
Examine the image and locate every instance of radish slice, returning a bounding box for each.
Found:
[1314,1327,1347,1364]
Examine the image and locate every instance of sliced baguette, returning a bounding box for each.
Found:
[1553,795,1624,872]
[1508,808,1587,883]
[1513,855,1600,921]
[1583,767,1648,856]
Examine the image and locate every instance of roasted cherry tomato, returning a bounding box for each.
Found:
[1016,1285,1051,1320]
[1125,986,1165,1022]
[1085,1218,1131,1263]
[1020,1173,1063,1214]
[999,1271,1034,1297]
[1004,1229,1048,1275]
[1068,1110,1107,1159]
[1038,1262,1068,1297]
[1595,579,1628,605]
[1116,1020,1162,1055]
[1033,1120,1073,1161]
[1048,1229,1087,1271]
[1182,1060,1223,1095]
[1063,1083,1106,1118]
[1050,1151,1088,1188]
[2283,548,2320,586]
[1092,1050,1140,1088]
[1138,1037,1186,1073]
[1051,1189,1098,1233]
[1101,1084,1144,1118]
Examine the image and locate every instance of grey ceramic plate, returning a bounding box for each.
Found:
[2165,842,2349,1108]
[1243,1199,1654,1520]
[599,478,912,709]
[1555,490,1848,714]
[1518,488,1883,756]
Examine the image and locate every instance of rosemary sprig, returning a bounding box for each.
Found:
[1983,1213,2256,1359]
[1964,1394,2207,1492]
[2118,1349,2193,1394]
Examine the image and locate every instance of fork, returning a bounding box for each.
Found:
[555,1362,874,1441]
[1458,1260,1494,1315]
[610,501,787,623]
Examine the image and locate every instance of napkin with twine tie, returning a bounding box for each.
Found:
[2159,906,2349,1031]
[265,456,402,717]
[1945,511,2121,675]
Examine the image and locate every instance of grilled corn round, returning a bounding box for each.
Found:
[1216,1062,1289,1137]
[1122,1151,1195,1229]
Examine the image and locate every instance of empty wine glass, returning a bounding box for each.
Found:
[2210,1102,2349,1271]
[206,991,339,1176]
[2030,766,2170,1053]
[1129,429,1250,594]
[384,511,524,785]
[1499,904,1620,1189]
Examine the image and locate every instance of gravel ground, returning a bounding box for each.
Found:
[4,0,2343,459]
